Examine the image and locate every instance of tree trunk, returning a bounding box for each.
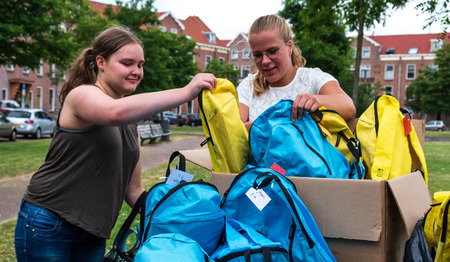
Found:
[352,0,366,109]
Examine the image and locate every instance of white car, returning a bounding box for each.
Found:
[425,120,445,131]
[0,100,20,115]
[6,109,56,139]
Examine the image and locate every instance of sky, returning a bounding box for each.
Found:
[93,0,444,40]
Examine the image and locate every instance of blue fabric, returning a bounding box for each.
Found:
[220,166,336,262]
[15,200,105,262]
[212,219,289,261]
[142,181,226,256]
[134,233,213,262]
[250,99,353,179]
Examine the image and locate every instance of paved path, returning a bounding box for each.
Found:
[0,134,205,224]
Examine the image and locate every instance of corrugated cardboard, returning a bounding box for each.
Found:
[179,119,432,262]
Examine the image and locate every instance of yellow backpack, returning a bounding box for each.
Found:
[433,193,450,262]
[311,108,366,179]
[198,78,251,173]
[355,95,428,184]
[424,192,450,259]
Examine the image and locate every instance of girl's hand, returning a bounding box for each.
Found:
[185,73,217,100]
[291,93,320,121]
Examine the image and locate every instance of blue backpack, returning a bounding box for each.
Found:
[141,179,226,256]
[250,99,356,179]
[134,233,214,262]
[220,165,336,262]
[212,219,289,261]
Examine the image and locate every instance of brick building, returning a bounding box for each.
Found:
[353,33,449,122]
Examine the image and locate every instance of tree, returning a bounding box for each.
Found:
[0,0,96,70]
[105,0,159,32]
[416,0,449,37]
[135,28,200,94]
[342,0,407,107]
[204,59,240,87]
[406,44,450,119]
[279,0,354,96]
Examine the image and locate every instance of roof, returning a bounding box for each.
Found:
[181,16,229,48]
[88,0,118,17]
[157,11,185,31]
[365,33,450,55]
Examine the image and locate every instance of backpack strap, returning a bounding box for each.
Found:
[165,151,186,178]
[114,190,148,257]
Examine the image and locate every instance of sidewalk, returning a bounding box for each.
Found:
[0,134,206,224]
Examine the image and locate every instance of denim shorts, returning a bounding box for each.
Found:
[14,200,106,262]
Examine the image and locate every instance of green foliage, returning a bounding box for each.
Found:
[0,0,86,69]
[135,29,199,93]
[204,59,240,87]
[356,81,383,116]
[416,0,449,36]
[279,0,354,84]
[107,0,159,32]
[406,44,450,115]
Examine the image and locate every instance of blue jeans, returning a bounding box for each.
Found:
[15,200,106,262]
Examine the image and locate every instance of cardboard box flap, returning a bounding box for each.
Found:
[180,148,213,171]
[387,171,432,237]
[293,177,384,241]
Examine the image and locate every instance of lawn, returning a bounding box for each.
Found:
[0,130,448,261]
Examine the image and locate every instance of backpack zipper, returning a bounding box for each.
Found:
[198,91,214,146]
[290,123,332,175]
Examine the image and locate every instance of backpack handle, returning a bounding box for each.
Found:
[165,151,186,178]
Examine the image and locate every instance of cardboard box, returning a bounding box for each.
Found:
[179,119,432,262]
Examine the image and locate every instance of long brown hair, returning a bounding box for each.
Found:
[249,15,306,96]
[59,25,143,102]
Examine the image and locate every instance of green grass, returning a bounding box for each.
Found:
[425,130,450,138]
[0,139,51,179]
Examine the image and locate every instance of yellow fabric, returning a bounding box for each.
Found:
[312,107,359,165]
[434,194,450,262]
[356,95,428,184]
[424,192,450,254]
[199,78,250,173]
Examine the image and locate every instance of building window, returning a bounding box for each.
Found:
[242,65,250,78]
[429,64,438,72]
[408,47,418,54]
[37,87,42,109]
[406,64,416,80]
[160,26,166,32]
[243,48,250,60]
[23,66,30,75]
[204,32,216,44]
[205,56,212,68]
[28,91,34,108]
[49,88,55,112]
[50,64,56,78]
[218,57,225,63]
[234,66,239,71]
[7,64,14,71]
[385,65,394,80]
[385,48,396,54]
[362,47,370,59]
[170,28,178,34]
[36,60,43,77]
[430,39,443,52]
[1,88,7,100]
[231,49,238,60]
[187,101,193,114]
[384,86,393,95]
[360,65,370,79]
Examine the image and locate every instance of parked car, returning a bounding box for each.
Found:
[0,111,16,141]
[177,113,202,127]
[425,120,445,131]
[6,109,56,139]
[0,100,21,115]
[152,111,178,125]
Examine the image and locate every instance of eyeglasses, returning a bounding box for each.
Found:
[249,42,288,63]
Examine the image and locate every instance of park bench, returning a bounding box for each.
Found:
[138,122,171,145]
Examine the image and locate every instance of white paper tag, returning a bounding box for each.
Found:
[166,169,194,186]
[245,187,271,211]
